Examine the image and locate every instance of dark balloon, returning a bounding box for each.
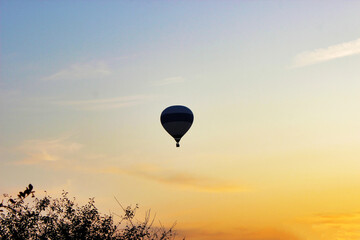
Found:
[161,105,194,147]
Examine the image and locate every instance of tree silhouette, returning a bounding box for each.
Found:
[0,184,182,240]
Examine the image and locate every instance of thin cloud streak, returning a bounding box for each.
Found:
[299,212,360,239]
[54,95,154,111]
[15,136,82,165]
[11,138,245,192]
[99,164,246,193]
[42,61,111,81]
[153,76,185,86]
[19,160,245,193]
[178,226,301,240]
[292,38,360,67]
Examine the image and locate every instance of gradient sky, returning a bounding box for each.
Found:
[2,1,360,239]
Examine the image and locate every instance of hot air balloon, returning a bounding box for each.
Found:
[160,105,194,147]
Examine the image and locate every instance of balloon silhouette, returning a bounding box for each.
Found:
[160,105,194,147]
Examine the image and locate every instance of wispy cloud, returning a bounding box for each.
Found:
[0,89,20,99]
[153,76,185,86]
[53,95,154,111]
[15,135,82,165]
[292,38,360,67]
[178,226,300,240]
[42,61,111,81]
[98,164,246,193]
[300,212,360,239]
[12,138,244,192]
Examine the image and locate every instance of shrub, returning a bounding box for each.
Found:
[0,184,181,240]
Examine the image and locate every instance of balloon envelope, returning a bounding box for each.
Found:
[160,105,194,147]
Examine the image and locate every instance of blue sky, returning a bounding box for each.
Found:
[2,1,360,239]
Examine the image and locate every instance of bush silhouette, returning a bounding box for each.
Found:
[0,184,181,240]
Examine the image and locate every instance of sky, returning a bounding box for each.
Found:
[2,1,360,239]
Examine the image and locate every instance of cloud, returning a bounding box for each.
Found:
[178,226,301,240]
[42,61,111,81]
[299,212,360,240]
[11,137,244,193]
[0,89,20,99]
[292,38,360,67]
[15,155,245,193]
[98,164,246,193]
[53,95,154,111]
[15,136,82,165]
[153,77,185,86]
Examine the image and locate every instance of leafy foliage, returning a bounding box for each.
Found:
[0,184,181,240]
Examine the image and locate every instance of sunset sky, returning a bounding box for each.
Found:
[2,1,360,239]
